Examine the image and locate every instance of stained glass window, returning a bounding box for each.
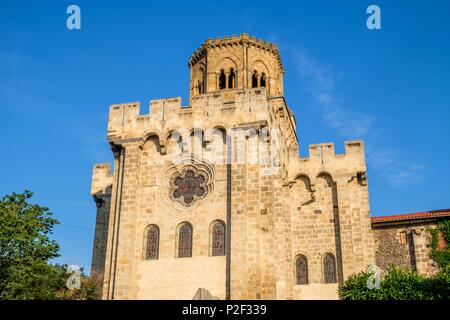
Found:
[295,255,308,285]
[146,225,159,260]
[323,254,337,283]
[212,221,226,256]
[173,170,206,205]
[179,223,193,258]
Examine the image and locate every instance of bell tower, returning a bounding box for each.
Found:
[188,34,285,102]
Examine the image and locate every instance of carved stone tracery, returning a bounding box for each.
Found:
[169,167,209,207]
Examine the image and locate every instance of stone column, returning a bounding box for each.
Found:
[225,71,230,89]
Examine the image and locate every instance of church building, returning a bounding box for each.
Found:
[90,34,446,300]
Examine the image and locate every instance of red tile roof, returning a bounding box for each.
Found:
[371,208,450,224]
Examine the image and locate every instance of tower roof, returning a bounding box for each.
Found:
[371,208,450,225]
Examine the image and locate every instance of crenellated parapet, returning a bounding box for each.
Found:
[189,33,284,73]
[91,163,113,205]
[91,163,112,193]
[107,88,273,146]
[288,141,367,186]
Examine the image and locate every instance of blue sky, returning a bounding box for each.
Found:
[1,0,449,271]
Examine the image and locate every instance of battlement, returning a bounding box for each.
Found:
[303,140,365,162]
[150,97,182,110]
[107,88,270,139]
[289,140,366,182]
[91,163,113,196]
[191,87,267,107]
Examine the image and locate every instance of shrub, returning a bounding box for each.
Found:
[339,266,450,300]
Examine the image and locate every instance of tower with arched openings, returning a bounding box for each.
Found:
[189,34,284,103]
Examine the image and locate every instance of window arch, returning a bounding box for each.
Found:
[252,70,258,88]
[323,253,337,283]
[210,220,226,256]
[196,67,206,94]
[145,225,159,260]
[295,255,308,285]
[260,72,266,87]
[218,69,226,90]
[197,80,204,94]
[228,68,235,89]
[178,222,193,258]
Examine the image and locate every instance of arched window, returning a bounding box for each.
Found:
[178,223,193,258]
[260,72,266,87]
[252,71,258,88]
[323,253,337,283]
[197,80,204,94]
[211,220,226,256]
[295,255,308,285]
[196,67,206,94]
[145,225,159,260]
[228,68,235,89]
[218,69,226,90]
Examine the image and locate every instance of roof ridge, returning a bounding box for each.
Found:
[371,208,450,223]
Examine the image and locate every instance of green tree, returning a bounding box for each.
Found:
[0,190,61,299]
[0,190,102,300]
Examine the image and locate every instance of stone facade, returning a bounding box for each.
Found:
[371,211,450,277]
[90,34,377,300]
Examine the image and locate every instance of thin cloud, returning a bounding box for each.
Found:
[366,146,430,188]
[293,49,429,188]
[294,51,374,138]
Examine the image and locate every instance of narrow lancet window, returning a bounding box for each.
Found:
[146,225,159,260]
[178,223,193,258]
[295,255,308,285]
[211,221,226,256]
[323,253,337,283]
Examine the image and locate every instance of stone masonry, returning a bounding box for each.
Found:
[90,34,377,300]
[371,210,450,277]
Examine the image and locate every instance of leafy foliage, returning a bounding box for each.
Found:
[0,191,101,300]
[339,266,450,300]
[61,271,102,300]
[341,219,450,300]
[0,191,60,299]
[430,220,450,269]
[52,265,102,300]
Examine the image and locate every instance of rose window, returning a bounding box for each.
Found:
[170,169,208,206]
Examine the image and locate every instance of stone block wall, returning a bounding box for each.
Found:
[90,163,113,278]
[372,220,438,276]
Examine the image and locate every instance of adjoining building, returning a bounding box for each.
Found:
[372,209,450,276]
